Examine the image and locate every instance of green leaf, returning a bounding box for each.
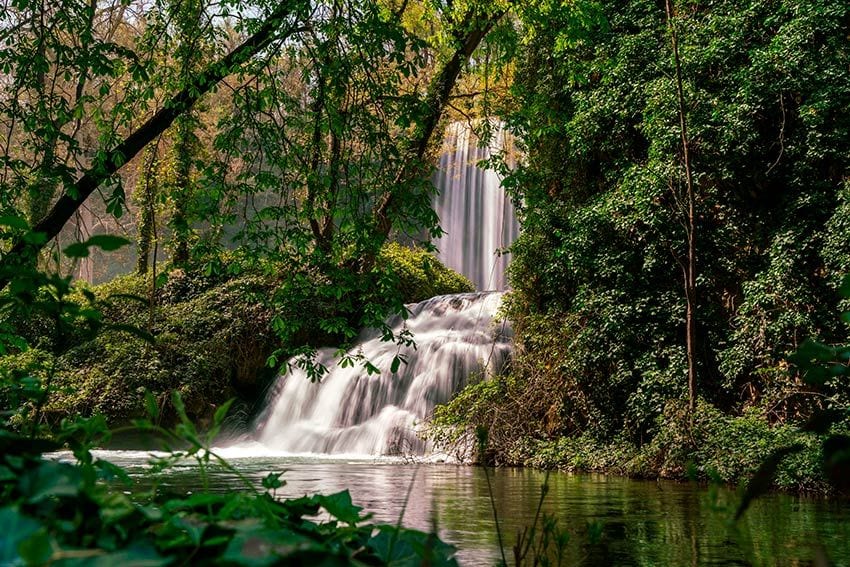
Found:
[390,356,401,374]
[221,525,322,566]
[735,444,805,521]
[86,234,131,251]
[823,434,850,492]
[143,390,159,421]
[801,409,847,434]
[789,339,837,385]
[19,461,83,504]
[64,235,130,258]
[261,473,284,491]
[0,507,40,565]
[16,528,51,565]
[95,460,132,486]
[62,541,169,566]
[0,216,30,231]
[155,272,169,288]
[839,274,850,299]
[22,231,47,245]
[368,525,458,567]
[363,361,380,376]
[213,399,235,427]
[96,491,136,523]
[317,491,363,525]
[64,243,92,260]
[171,391,191,427]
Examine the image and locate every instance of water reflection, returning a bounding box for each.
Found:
[93,452,850,566]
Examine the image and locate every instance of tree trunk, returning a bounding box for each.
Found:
[136,147,158,275]
[169,0,203,266]
[171,113,193,265]
[666,0,698,421]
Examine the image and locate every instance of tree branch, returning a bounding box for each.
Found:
[0,0,305,287]
[372,8,504,239]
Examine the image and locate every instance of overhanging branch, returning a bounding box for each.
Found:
[0,0,305,288]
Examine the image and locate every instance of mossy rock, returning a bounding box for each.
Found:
[379,243,474,303]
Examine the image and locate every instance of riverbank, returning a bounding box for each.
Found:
[430,381,837,494]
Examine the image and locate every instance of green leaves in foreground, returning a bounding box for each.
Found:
[734,444,806,521]
[0,423,458,566]
[737,274,850,518]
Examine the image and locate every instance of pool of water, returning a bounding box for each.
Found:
[75,449,850,566]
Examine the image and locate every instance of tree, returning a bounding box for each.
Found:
[166,0,210,265]
[665,0,698,421]
[0,0,308,288]
[135,145,160,275]
[1,0,507,292]
[484,0,850,452]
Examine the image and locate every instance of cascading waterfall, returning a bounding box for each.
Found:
[247,121,519,457]
[432,121,519,291]
[253,292,512,456]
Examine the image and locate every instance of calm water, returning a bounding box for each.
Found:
[84,450,849,566]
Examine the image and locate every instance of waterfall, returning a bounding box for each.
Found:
[252,292,512,456]
[245,122,519,457]
[432,121,519,291]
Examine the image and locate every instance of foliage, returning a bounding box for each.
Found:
[378,243,474,303]
[734,274,850,513]
[436,0,850,487]
[1,243,472,428]
[1,262,273,429]
[0,0,503,356]
[0,402,459,566]
[0,224,458,566]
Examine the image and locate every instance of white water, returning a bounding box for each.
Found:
[251,292,511,456]
[247,122,519,457]
[432,121,519,291]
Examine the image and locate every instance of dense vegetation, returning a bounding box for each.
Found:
[1,0,849,563]
[432,0,850,490]
[1,244,471,429]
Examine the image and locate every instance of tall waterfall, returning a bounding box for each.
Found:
[432,121,519,291]
[252,292,511,456]
[245,122,518,457]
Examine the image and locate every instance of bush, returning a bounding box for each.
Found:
[0,267,277,429]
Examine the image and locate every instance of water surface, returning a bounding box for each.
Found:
[86,450,850,566]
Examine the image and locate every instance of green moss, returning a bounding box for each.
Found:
[379,243,474,302]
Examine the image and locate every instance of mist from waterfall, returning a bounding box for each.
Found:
[432,121,519,291]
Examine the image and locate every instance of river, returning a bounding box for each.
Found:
[84,450,849,566]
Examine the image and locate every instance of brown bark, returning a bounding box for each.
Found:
[0,0,304,288]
